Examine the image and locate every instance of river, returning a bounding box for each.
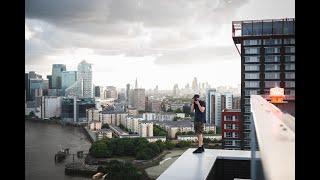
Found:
[25,120,92,180]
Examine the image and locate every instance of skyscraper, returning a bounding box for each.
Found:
[133,88,146,111]
[61,71,77,94]
[126,83,130,103]
[232,18,295,149]
[192,77,198,92]
[51,64,66,89]
[77,60,93,98]
[206,89,221,127]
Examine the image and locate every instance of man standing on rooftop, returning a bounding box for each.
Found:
[191,94,206,153]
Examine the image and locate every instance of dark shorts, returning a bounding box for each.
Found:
[194,121,204,134]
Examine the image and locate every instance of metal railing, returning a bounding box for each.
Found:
[250,95,295,180]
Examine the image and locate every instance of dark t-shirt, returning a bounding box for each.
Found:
[194,100,206,123]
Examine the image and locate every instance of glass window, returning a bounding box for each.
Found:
[285,64,295,70]
[244,47,260,54]
[244,73,260,79]
[233,132,239,138]
[234,124,239,130]
[244,39,261,46]
[262,22,272,35]
[244,56,260,63]
[285,55,295,62]
[264,89,270,94]
[226,115,233,121]
[226,132,232,138]
[226,124,233,129]
[242,22,252,36]
[244,115,251,122]
[283,20,295,34]
[224,140,233,146]
[265,81,280,88]
[244,98,250,105]
[245,89,258,96]
[284,38,295,44]
[265,47,280,54]
[252,22,263,35]
[265,64,280,71]
[244,141,250,147]
[244,106,251,113]
[273,21,283,34]
[265,55,280,62]
[245,81,260,88]
[285,72,295,79]
[265,72,280,79]
[245,65,260,71]
[285,81,295,88]
[244,132,250,139]
[285,46,295,53]
[244,123,251,130]
[264,39,281,45]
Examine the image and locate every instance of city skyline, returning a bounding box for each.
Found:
[25,0,294,89]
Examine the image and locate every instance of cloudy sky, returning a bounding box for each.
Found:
[25,0,294,90]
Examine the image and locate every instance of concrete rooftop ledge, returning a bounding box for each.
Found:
[157,148,251,180]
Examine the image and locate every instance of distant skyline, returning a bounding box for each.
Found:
[26,0,295,89]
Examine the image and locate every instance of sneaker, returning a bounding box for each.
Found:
[193,147,203,153]
[201,145,205,152]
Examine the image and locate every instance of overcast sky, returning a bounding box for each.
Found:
[25,0,294,90]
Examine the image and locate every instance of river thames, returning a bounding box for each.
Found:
[25,120,92,180]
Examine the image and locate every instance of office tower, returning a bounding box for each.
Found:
[206,89,221,127]
[47,75,52,89]
[51,64,66,89]
[61,97,95,123]
[25,73,31,101]
[41,96,62,119]
[135,78,138,89]
[232,96,241,109]
[192,77,198,91]
[221,109,241,150]
[61,71,77,94]
[126,83,130,103]
[104,86,118,99]
[77,60,93,98]
[232,18,295,149]
[94,86,104,98]
[221,92,233,111]
[133,88,146,111]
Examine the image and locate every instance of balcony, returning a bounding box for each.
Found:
[156,95,294,180]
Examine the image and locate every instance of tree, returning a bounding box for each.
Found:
[103,160,142,180]
[175,140,191,148]
[175,108,183,113]
[186,131,195,135]
[90,140,110,158]
[101,123,110,129]
[165,141,175,150]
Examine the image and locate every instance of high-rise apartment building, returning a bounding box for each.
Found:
[104,86,118,99]
[232,18,295,149]
[221,109,241,150]
[94,86,104,98]
[206,89,221,127]
[232,96,241,109]
[51,64,66,89]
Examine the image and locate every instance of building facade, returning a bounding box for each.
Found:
[232,18,295,149]
[61,71,77,94]
[61,97,95,123]
[206,89,221,127]
[41,96,62,119]
[52,64,66,89]
[221,109,241,150]
[132,88,146,111]
[77,60,93,98]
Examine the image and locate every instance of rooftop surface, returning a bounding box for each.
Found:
[157,149,251,180]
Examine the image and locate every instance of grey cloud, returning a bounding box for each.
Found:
[154,45,238,65]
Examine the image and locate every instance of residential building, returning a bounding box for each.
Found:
[139,122,153,137]
[109,124,129,137]
[94,86,104,98]
[206,89,222,127]
[232,18,295,149]
[146,136,166,143]
[126,116,141,133]
[232,96,241,109]
[177,134,222,142]
[221,109,241,150]
[104,86,118,99]
[100,108,128,126]
[86,108,101,122]
[142,112,175,121]
[89,120,102,131]
[96,129,113,140]
[150,100,161,113]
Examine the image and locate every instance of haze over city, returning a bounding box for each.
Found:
[25,0,294,89]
